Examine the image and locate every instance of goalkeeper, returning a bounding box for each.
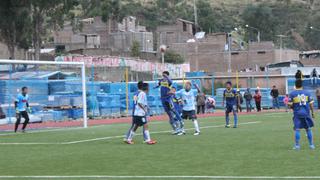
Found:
[14,87,31,133]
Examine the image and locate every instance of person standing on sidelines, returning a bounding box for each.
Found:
[196,91,206,114]
[253,89,262,112]
[315,88,320,109]
[244,88,253,112]
[283,94,289,112]
[14,87,31,133]
[270,85,280,109]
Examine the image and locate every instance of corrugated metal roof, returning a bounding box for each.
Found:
[0,71,77,80]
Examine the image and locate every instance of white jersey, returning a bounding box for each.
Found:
[133,91,148,116]
[176,89,198,111]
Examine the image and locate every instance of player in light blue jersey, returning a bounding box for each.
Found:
[288,79,315,150]
[125,83,157,145]
[14,87,31,133]
[174,81,201,135]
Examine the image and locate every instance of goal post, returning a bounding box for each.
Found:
[0,59,88,129]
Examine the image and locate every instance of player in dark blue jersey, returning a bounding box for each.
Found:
[222,81,239,128]
[288,79,315,150]
[155,71,181,133]
[171,87,183,115]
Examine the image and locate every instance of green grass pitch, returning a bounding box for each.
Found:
[0,112,319,179]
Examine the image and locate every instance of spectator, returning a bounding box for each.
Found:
[196,92,206,114]
[0,104,5,119]
[270,85,280,109]
[244,88,253,112]
[312,68,318,85]
[316,88,320,109]
[283,94,289,112]
[295,70,303,80]
[254,89,262,112]
[206,96,216,113]
[236,90,243,112]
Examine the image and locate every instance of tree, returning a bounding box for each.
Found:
[164,50,184,64]
[0,0,31,59]
[30,0,78,60]
[304,13,320,49]
[131,41,140,57]
[242,4,275,42]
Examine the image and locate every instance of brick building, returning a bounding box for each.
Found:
[300,50,320,66]
[53,16,153,53]
[169,32,299,72]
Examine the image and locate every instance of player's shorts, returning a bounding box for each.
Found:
[182,110,197,120]
[173,103,182,114]
[225,104,237,113]
[133,116,148,126]
[293,116,314,130]
[161,98,175,112]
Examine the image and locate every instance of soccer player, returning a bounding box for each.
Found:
[14,87,31,133]
[125,83,156,145]
[171,87,183,115]
[124,81,148,142]
[155,71,181,134]
[288,79,315,150]
[174,81,201,135]
[222,81,239,128]
[171,87,184,132]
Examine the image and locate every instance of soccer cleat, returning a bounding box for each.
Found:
[233,126,237,128]
[22,129,26,133]
[146,140,157,145]
[172,130,182,135]
[125,140,134,145]
[225,124,230,128]
[293,144,300,150]
[193,131,200,136]
[177,132,184,136]
[310,144,315,150]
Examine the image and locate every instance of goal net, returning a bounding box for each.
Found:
[0,59,88,133]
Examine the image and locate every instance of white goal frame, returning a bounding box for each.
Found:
[0,59,88,128]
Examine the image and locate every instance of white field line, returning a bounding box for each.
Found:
[0,112,285,137]
[62,121,260,145]
[0,175,320,179]
[0,121,260,145]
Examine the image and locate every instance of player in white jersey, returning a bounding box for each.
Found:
[174,81,201,135]
[124,83,157,145]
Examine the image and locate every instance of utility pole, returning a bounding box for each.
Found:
[194,0,199,72]
[227,34,232,73]
[194,0,198,28]
[276,35,288,62]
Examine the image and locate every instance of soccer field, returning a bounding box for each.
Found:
[0,112,319,180]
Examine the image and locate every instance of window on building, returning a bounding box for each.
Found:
[183,22,187,32]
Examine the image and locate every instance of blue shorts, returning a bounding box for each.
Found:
[293,116,314,130]
[226,104,237,113]
[161,98,174,112]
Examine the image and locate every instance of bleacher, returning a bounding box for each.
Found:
[0,71,202,124]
